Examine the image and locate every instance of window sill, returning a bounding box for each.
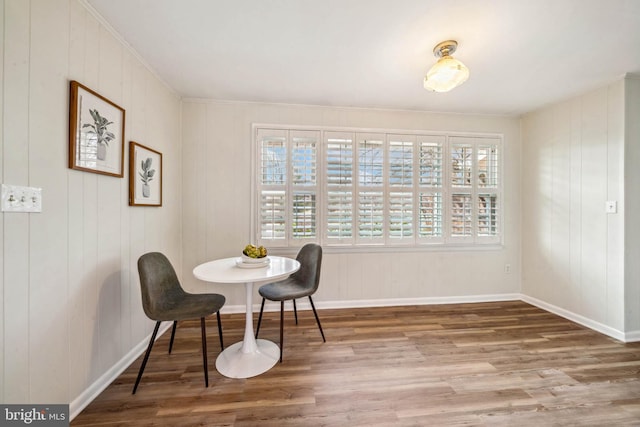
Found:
[267,243,505,256]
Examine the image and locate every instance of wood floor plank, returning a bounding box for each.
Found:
[71,301,640,426]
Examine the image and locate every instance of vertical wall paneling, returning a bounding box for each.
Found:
[2,0,182,412]
[181,100,522,307]
[81,10,101,385]
[522,80,627,335]
[28,0,71,403]
[95,24,123,378]
[550,103,572,307]
[67,0,87,398]
[569,98,583,314]
[361,252,386,300]
[521,109,551,301]
[128,60,147,345]
[3,0,31,403]
[206,105,234,266]
[606,81,624,329]
[181,102,206,292]
[580,89,609,324]
[625,76,640,333]
[119,50,132,355]
[0,0,5,405]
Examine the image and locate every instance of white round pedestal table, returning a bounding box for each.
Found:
[193,256,300,378]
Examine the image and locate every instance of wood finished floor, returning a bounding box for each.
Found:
[72,301,640,426]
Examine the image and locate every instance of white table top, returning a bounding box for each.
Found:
[193,255,300,378]
[193,256,300,284]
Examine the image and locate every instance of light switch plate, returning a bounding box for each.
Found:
[1,184,42,212]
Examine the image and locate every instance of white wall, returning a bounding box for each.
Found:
[181,100,522,309]
[521,79,626,335]
[625,75,640,335]
[0,0,182,411]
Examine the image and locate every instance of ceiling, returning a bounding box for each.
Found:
[86,0,640,116]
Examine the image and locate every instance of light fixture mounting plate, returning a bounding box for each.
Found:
[433,40,458,58]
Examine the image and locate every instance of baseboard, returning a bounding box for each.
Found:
[624,330,640,342]
[248,293,639,343]
[69,322,172,421]
[519,294,628,342]
[219,293,522,314]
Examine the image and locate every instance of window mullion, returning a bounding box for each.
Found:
[317,131,324,245]
[285,130,292,244]
[412,137,419,246]
[443,138,451,244]
[384,136,390,245]
[472,138,478,243]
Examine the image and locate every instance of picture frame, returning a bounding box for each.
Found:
[129,141,163,207]
[68,80,125,177]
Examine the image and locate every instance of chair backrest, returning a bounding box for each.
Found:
[291,243,323,293]
[137,252,187,320]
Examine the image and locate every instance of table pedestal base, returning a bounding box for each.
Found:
[215,339,279,378]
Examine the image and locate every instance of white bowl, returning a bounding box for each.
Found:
[241,253,268,263]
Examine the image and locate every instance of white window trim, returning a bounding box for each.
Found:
[251,124,504,250]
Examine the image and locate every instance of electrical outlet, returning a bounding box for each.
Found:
[1,184,42,212]
[504,264,511,274]
[605,201,617,214]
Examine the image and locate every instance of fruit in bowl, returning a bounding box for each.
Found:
[242,244,268,263]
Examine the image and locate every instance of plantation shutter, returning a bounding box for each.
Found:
[476,139,500,243]
[254,125,502,248]
[356,133,385,243]
[325,132,355,243]
[448,137,474,243]
[447,136,501,243]
[388,135,414,243]
[257,129,288,245]
[417,135,445,242]
[290,130,319,242]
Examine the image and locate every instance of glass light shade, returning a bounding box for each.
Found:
[423,55,469,92]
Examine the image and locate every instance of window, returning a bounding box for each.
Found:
[254,126,502,248]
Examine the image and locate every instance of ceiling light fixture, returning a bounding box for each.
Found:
[423,40,469,93]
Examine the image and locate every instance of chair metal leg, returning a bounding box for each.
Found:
[132,321,161,394]
[255,298,266,338]
[216,311,224,350]
[308,296,326,342]
[200,317,209,388]
[279,301,284,362]
[293,299,298,325]
[168,320,178,354]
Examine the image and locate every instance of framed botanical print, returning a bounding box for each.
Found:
[68,80,125,177]
[129,141,162,207]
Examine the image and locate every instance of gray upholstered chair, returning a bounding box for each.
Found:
[133,252,225,394]
[255,243,325,362]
